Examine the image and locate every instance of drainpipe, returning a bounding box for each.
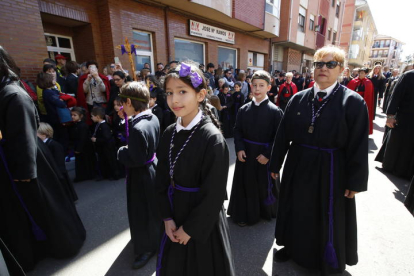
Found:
[164,6,171,62]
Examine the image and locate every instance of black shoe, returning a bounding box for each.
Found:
[274,248,290,262]
[132,251,155,269]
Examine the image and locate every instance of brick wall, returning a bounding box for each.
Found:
[286,48,301,72]
[232,0,265,30]
[0,0,47,82]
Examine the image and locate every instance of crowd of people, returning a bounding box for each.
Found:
[0,41,413,276]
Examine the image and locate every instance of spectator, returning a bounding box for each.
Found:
[205,63,216,90]
[65,61,79,97]
[224,69,235,88]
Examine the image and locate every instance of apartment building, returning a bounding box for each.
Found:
[369,35,404,69]
[271,0,345,73]
[0,0,279,82]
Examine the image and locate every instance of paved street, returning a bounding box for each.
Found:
[28,112,414,276]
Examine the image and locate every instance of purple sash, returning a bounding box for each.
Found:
[242,139,276,206]
[299,144,338,269]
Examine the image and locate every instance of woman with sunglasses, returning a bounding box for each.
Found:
[269,45,369,275]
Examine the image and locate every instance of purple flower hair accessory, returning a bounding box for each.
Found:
[179,63,203,88]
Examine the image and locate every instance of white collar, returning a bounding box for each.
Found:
[313,82,338,99]
[72,73,78,78]
[253,95,269,106]
[132,109,152,120]
[43,138,49,143]
[176,109,202,133]
[150,104,157,110]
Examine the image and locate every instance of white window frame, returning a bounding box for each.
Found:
[132,30,154,72]
[44,33,76,60]
[218,46,238,70]
[265,0,281,18]
[309,14,315,31]
[174,38,205,65]
[298,7,306,33]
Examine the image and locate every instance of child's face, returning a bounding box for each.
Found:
[234,85,241,92]
[71,112,82,122]
[223,87,229,94]
[91,114,100,123]
[149,97,156,108]
[165,78,205,122]
[251,79,271,102]
[246,78,251,83]
[37,133,47,141]
[146,79,154,88]
[114,101,122,112]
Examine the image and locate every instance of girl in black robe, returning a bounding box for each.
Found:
[117,82,161,269]
[218,83,234,138]
[228,71,283,226]
[0,47,85,272]
[368,65,386,116]
[70,107,96,182]
[156,63,235,276]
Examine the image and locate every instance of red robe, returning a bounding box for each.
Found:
[76,73,111,124]
[276,82,298,107]
[347,77,374,135]
[307,80,315,88]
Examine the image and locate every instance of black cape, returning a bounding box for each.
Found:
[405,175,414,214]
[376,70,414,179]
[0,81,85,272]
[269,84,369,273]
[71,120,96,181]
[93,121,119,179]
[156,116,235,276]
[228,99,283,225]
[218,92,234,138]
[117,114,161,255]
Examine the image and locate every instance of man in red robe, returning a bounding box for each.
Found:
[277,72,298,111]
[76,61,110,124]
[347,68,374,134]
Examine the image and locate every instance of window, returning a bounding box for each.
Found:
[218,46,237,70]
[332,32,337,45]
[44,33,75,61]
[385,40,390,47]
[298,7,306,33]
[336,3,340,17]
[174,38,204,65]
[248,52,264,69]
[132,30,154,72]
[380,40,385,48]
[309,15,315,31]
[266,0,280,17]
[328,29,332,40]
[332,0,335,7]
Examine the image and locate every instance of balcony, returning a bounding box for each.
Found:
[316,33,325,49]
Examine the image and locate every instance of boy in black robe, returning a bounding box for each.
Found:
[91,106,119,180]
[150,90,164,133]
[270,46,368,274]
[228,70,283,226]
[218,83,234,138]
[117,82,161,269]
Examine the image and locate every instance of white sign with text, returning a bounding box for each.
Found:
[189,20,235,44]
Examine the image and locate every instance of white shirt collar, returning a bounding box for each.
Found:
[313,82,338,99]
[176,109,202,133]
[72,73,78,78]
[43,138,49,143]
[253,95,269,106]
[132,109,152,120]
[150,104,157,110]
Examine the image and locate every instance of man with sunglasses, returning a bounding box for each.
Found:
[270,45,369,275]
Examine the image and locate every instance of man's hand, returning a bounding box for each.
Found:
[256,154,269,165]
[173,226,191,245]
[386,117,397,128]
[91,137,96,143]
[164,220,179,243]
[87,74,93,81]
[344,189,359,199]
[271,172,279,180]
[237,150,246,162]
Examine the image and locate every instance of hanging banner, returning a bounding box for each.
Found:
[189,20,235,44]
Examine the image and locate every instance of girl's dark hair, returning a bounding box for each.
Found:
[0,46,19,82]
[65,61,79,74]
[114,96,122,104]
[86,60,99,69]
[222,83,229,89]
[163,62,220,129]
[36,72,55,89]
[145,74,160,87]
[42,64,57,73]
[71,106,85,118]
[119,81,149,112]
[234,81,242,87]
[113,71,126,79]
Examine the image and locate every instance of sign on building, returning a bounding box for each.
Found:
[189,20,235,44]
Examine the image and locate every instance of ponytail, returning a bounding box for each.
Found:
[201,100,220,130]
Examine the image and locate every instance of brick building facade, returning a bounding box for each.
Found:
[0,0,276,83]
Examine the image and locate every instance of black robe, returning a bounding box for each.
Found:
[382,76,398,113]
[117,114,161,255]
[156,116,235,276]
[228,99,283,225]
[268,85,278,104]
[376,70,414,179]
[269,84,369,273]
[71,120,95,181]
[44,138,78,201]
[405,176,414,214]
[368,75,386,117]
[218,92,234,138]
[0,81,85,272]
[93,121,119,179]
[151,104,164,133]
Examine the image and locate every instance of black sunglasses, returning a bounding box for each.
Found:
[314,61,341,69]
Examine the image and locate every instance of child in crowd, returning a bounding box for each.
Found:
[70,107,96,182]
[156,62,234,275]
[149,90,164,133]
[37,122,78,202]
[218,83,234,138]
[91,106,119,180]
[228,70,284,226]
[117,82,160,269]
[112,97,127,149]
[244,91,253,104]
[232,81,245,120]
